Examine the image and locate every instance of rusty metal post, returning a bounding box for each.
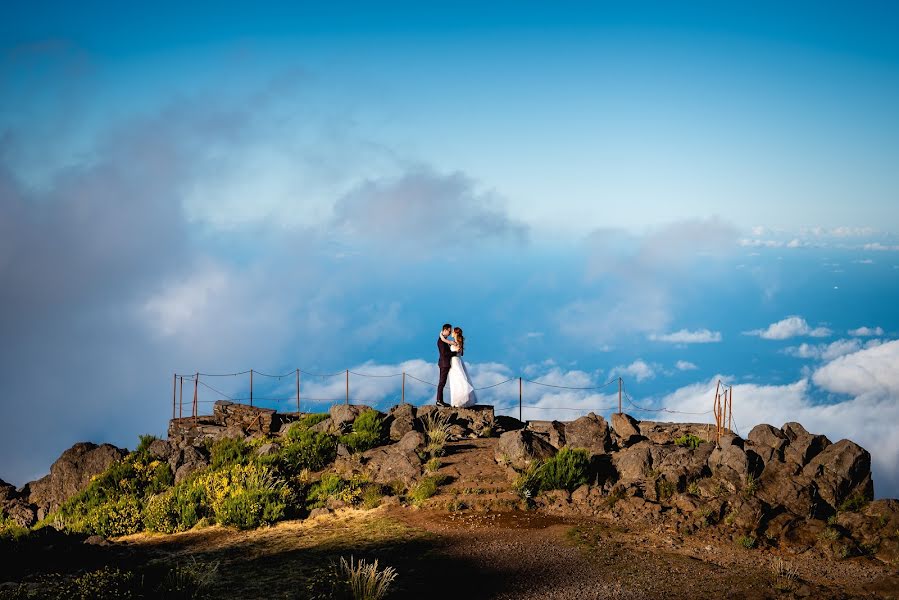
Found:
[172,373,177,420]
[519,377,523,422]
[618,377,622,414]
[296,369,300,416]
[402,372,405,404]
[250,369,254,407]
[713,379,722,445]
[345,369,349,405]
[179,376,183,419]
[193,372,199,423]
[728,387,733,433]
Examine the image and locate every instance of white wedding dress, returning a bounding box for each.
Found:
[448,344,477,408]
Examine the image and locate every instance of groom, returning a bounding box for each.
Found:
[436,323,456,406]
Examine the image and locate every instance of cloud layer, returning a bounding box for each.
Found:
[744,316,832,340]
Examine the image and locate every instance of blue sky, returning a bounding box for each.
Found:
[2,1,899,496]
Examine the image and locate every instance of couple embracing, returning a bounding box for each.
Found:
[435,324,477,408]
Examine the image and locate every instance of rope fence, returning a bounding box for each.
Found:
[170,367,737,434]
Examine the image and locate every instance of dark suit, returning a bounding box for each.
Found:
[436,335,456,404]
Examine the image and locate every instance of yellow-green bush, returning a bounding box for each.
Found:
[195,462,286,529]
[338,410,384,454]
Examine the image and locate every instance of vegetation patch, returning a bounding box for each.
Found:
[514,447,591,498]
[339,410,385,454]
[674,434,706,449]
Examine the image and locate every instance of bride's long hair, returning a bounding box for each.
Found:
[453,327,464,356]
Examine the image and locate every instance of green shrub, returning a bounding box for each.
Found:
[408,475,448,505]
[655,478,676,500]
[535,447,591,492]
[839,490,869,513]
[281,429,337,473]
[306,474,369,509]
[424,457,441,473]
[208,437,252,470]
[291,413,330,433]
[737,535,757,549]
[674,434,706,449]
[136,434,160,454]
[142,490,180,534]
[197,462,286,529]
[362,485,385,510]
[0,516,30,542]
[339,410,384,454]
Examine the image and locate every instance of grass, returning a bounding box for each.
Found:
[771,557,799,592]
[408,475,449,505]
[838,490,869,513]
[674,434,706,449]
[421,412,452,457]
[514,447,591,498]
[737,535,757,550]
[655,478,676,501]
[742,475,758,498]
[424,457,442,473]
[686,481,701,496]
[337,556,398,600]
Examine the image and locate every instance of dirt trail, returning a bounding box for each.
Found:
[427,437,522,511]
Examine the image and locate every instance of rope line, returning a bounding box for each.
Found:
[405,373,437,387]
[474,377,516,391]
[348,370,402,378]
[522,376,618,391]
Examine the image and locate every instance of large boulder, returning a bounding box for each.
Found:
[527,421,566,448]
[26,442,127,519]
[801,439,873,512]
[170,446,210,485]
[329,404,373,432]
[638,421,714,446]
[495,429,557,470]
[612,443,652,482]
[0,479,36,528]
[387,403,417,441]
[611,413,642,447]
[357,431,425,485]
[563,413,612,454]
[708,443,752,485]
[758,461,826,519]
[415,405,495,438]
[782,422,830,469]
[746,424,788,465]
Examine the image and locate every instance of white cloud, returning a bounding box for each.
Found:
[863,243,899,251]
[853,259,874,264]
[783,339,864,361]
[848,326,884,337]
[675,360,698,371]
[613,359,656,382]
[649,328,722,344]
[744,316,832,340]
[812,339,899,398]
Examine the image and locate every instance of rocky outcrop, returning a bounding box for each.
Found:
[801,439,873,512]
[329,404,374,432]
[387,403,417,441]
[611,412,642,447]
[0,479,36,528]
[782,422,831,470]
[416,405,496,439]
[25,443,127,520]
[495,429,557,470]
[562,413,613,454]
[337,431,425,485]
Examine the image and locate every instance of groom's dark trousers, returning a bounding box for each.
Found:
[436,336,455,404]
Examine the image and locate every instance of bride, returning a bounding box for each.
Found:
[448,327,477,408]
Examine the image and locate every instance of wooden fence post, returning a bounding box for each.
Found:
[345,369,349,405]
[296,369,301,416]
